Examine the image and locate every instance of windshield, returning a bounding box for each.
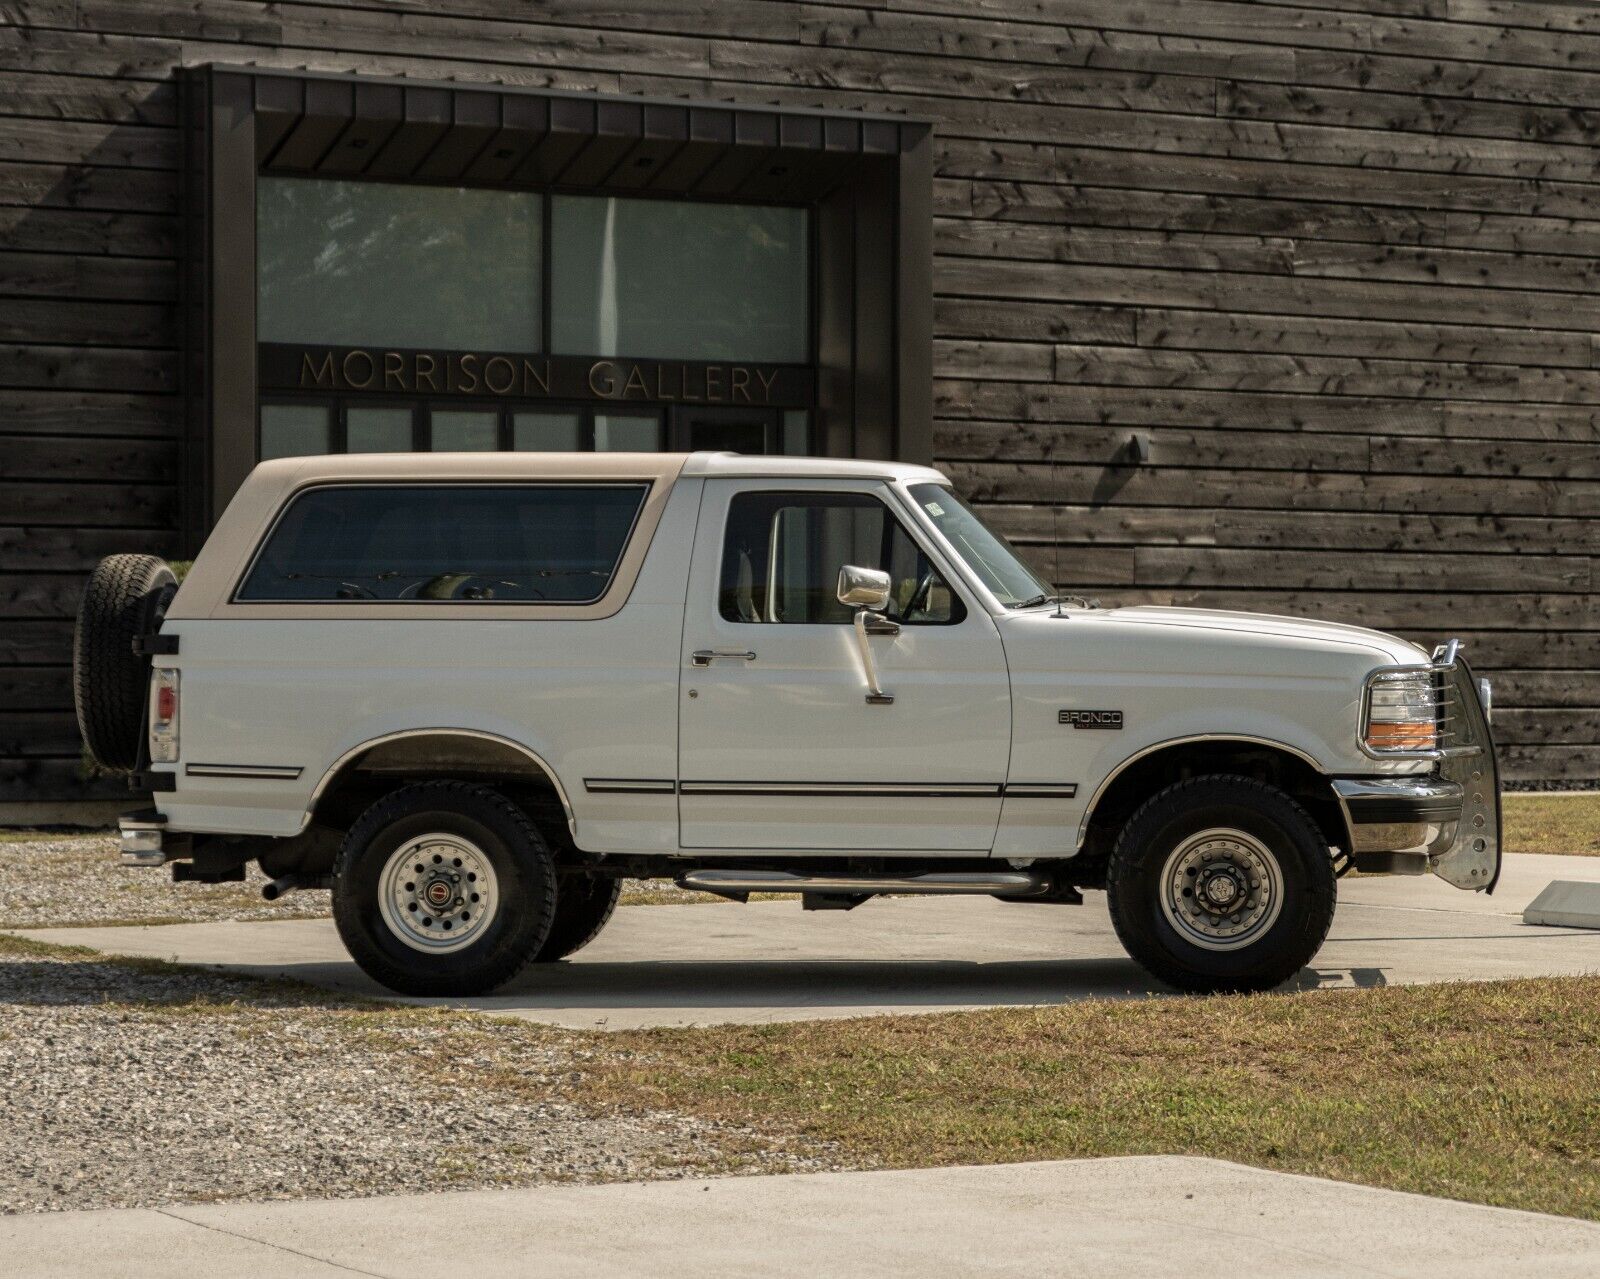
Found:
[908,483,1052,608]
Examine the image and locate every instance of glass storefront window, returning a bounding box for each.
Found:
[260,403,331,459]
[347,406,414,453]
[431,410,498,451]
[782,409,810,455]
[512,411,583,451]
[257,177,541,350]
[593,412,661,451]
[551,196,808,363]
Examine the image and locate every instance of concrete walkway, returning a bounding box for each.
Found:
[14,854,1599,1029]
[5,1158,1599,1277]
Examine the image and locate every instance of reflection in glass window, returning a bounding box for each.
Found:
[719,491,961,626]
[257,177,541,350]
[552,196,808,362]
[347,407,413,453]
[512,411,583,451]
[593,412,660,451]
[237,485,648,603]
[431,411,498,451]
[260,404,332,459]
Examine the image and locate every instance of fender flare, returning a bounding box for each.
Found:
[1075,732,1339,851]
[299,728,577,837]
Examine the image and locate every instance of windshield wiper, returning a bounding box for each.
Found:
[1011,593,1055,609]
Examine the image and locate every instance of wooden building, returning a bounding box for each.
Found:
[3,0,1596,811]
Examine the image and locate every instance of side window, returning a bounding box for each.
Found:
[236,483,647,603]
[719,490,965,625]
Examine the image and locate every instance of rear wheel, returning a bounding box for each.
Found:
[72,553,176,772]
[1106,775,1336,993]
[533,873,621,962]
[333,781,556,996]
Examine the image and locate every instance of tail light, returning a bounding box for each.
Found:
[149,668,179,763]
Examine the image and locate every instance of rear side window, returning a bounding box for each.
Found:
[236,484,648,603]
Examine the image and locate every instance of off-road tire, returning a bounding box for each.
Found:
[72,553,176,772]
[1106,775,1336,994]
[333,781,557,996]
[534,873,621,962]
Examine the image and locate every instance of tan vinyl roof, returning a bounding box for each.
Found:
[167,451,949,622]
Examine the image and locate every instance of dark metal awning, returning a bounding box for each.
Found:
[225,65,926,202]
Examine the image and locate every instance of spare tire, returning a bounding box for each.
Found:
[73,554,176,773]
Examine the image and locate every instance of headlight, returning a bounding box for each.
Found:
[1364,670,1438,754]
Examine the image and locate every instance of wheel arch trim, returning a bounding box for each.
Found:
[300,728,576,838]
[1075,733,1339,852]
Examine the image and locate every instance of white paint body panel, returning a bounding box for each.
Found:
[677,478,1011,852]
[153,452,1435,861]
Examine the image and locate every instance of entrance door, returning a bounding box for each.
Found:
[678,478,1012,852]
[669,405,778,454]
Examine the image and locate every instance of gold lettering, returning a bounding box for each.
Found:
[523,358,550,396]
[755,368,778,402]
[342,349,374,390]
[654,363,675,401]
[589,360,618,397]
[623,364,649,398]
[681,363,700,402]
[383,351,405,392]
[484,356,516,395]
[300,350,335,389]
[415,352,439,392]
[730,367,751,403]
[705,365,724,403]
[458,353,480,393]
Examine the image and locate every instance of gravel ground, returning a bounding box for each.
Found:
[1,832,742,927]
[1,834,332,928]
[0,938,837,1214]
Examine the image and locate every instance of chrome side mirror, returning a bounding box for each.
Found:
[837,564,892,611]
[836,565,896,705]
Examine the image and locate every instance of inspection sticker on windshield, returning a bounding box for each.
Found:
[924,500,946,517]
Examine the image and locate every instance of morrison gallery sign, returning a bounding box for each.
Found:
[259,345,815,406]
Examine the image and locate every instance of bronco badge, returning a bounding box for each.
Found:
[1060,709,1123,729]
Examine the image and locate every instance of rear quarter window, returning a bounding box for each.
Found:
[235,483,648,603]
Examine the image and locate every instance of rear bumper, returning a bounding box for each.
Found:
[117,810,187,866]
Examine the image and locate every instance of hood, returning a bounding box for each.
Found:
[1044,604,1429,666]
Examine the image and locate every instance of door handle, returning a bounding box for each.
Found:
[691,649,757,667]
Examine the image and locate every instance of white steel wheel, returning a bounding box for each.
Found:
[1158,826,1285,953]
[377,832,500,955]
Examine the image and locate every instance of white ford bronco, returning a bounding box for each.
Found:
[75,452,1500,996]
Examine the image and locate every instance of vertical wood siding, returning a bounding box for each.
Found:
[0,0,1594,797]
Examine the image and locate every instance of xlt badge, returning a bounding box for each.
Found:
[1060,709,1123,730]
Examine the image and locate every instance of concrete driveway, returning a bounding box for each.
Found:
[16,854,1599,1030]
[6,1157,1600,1278]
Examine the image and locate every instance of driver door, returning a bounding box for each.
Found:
[677,478,1012,852]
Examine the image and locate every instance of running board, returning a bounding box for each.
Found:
[676,868,1054,904]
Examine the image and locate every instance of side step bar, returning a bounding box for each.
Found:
[677,868,1054,903]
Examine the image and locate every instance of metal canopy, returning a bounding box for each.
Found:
[234,66,924,202]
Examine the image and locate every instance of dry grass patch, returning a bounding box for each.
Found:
[1504,793,1600,856]
[572,977,1600,1220]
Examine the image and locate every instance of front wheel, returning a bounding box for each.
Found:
[333,781,556,996]
[1106,775,1336,994]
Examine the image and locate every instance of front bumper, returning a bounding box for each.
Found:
[1333,776,1462,871]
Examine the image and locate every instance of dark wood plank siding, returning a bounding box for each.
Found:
[0,0,1593,797]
